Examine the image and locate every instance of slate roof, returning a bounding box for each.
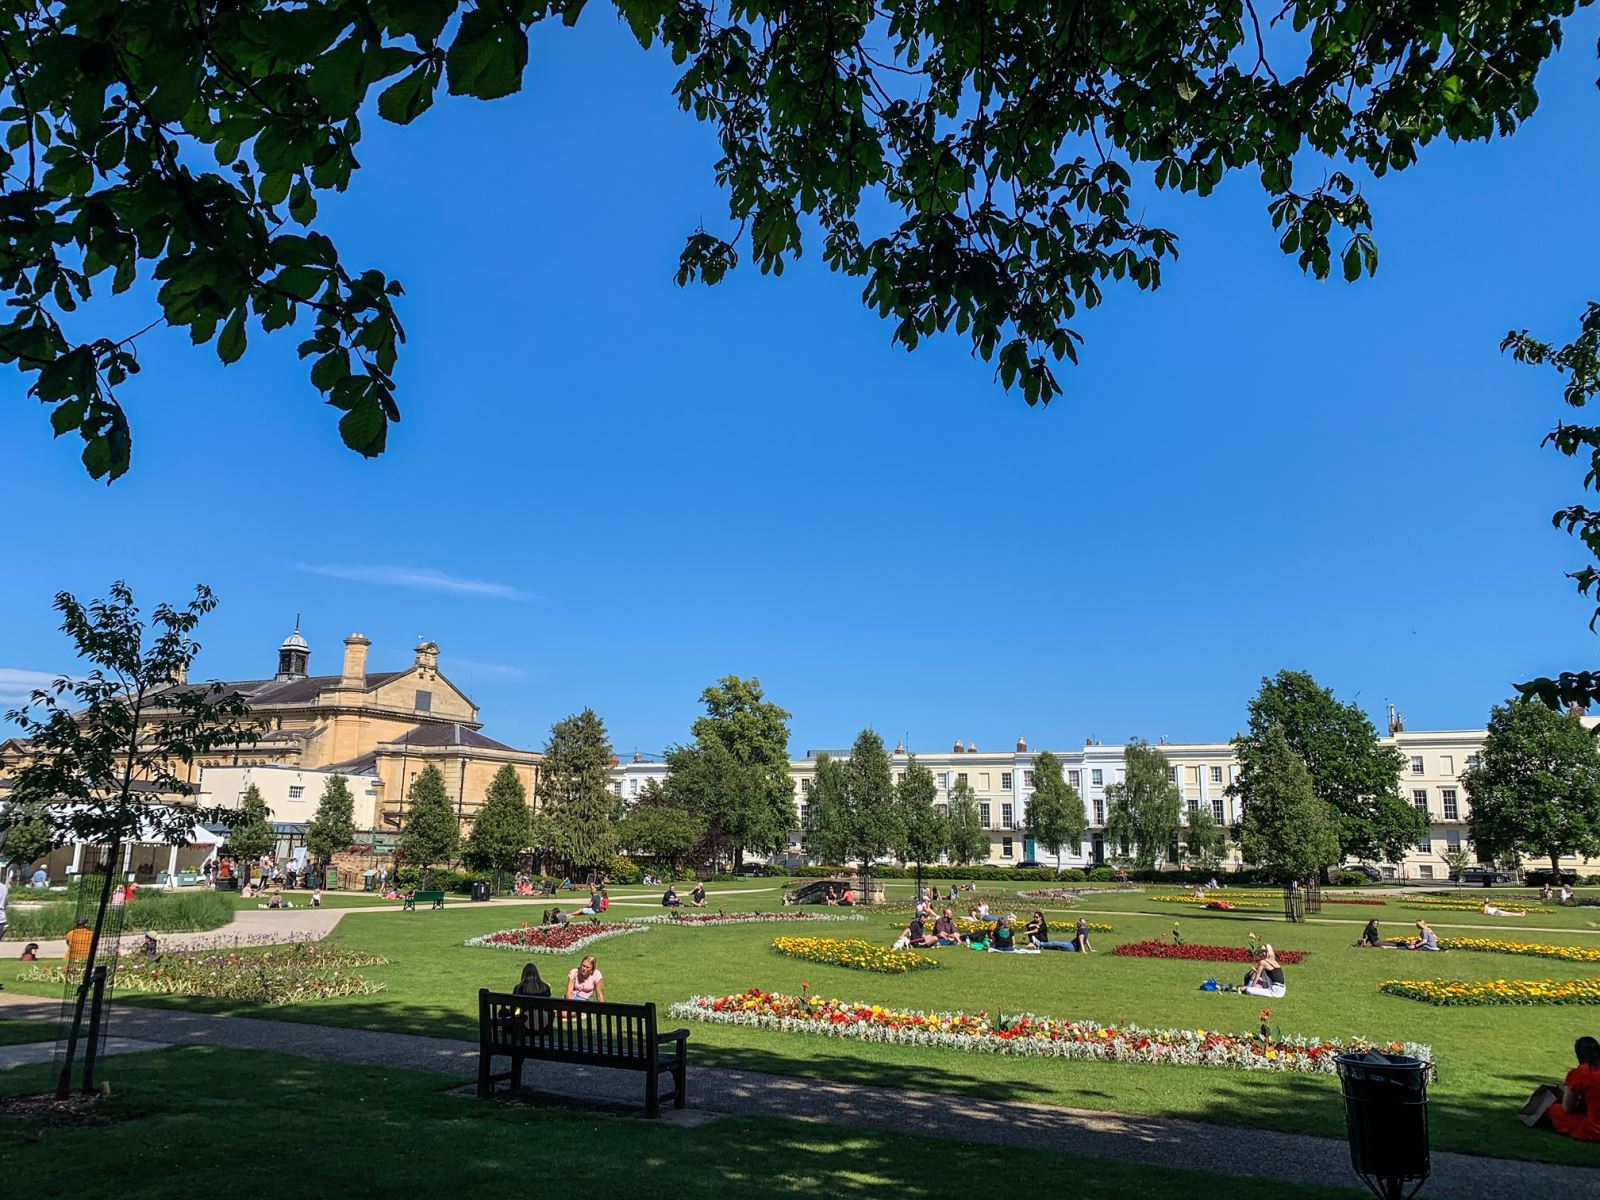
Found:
[379,722,518,752]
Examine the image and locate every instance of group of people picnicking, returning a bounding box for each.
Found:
[1356,919,1441,950]
[660,882,708,908]
[894,903,1095,953]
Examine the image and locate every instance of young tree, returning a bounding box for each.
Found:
[664,677,793,869]
[1232,670,1421,865]
[303,774,357,869]
[944,778,990,865]
[1236,725,1343,882]
[227,783,276,862]
[616,779,708,870]
[843,729,900,870]
[1464,698,1600,880]
[0,800,54,874]
[9,6,1577,491]
[1,581,258,1098]
[1182,803,1229,871]
[398,764,458,871]
[463,764,532,879]
[895,756,945,871]
[1024,750,1086,872]
[1440,847,1473,881]
[803,753,854,867]
[1103,741,1183,870]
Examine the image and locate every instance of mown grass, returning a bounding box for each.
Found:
[0,1046,1367,1200]
[9,878,1600,1167]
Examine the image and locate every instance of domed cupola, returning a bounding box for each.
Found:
[276,618,310,682]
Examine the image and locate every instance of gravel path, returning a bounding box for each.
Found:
[1,992,1590,1196]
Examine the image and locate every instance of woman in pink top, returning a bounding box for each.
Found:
[566,955,604,1002]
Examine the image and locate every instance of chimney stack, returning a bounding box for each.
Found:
[343,633,371,685]
[967,742,978,753]
[1016,735,1027,752]
[953,739,964,753]
[413,640,439,679]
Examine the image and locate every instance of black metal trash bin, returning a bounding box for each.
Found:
[470,880,492,902]
[1334,1052,1431,1200]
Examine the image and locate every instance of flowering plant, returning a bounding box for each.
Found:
[772,936,941,973]
[671,988,1430,1073]
[1112,941,1306,964]
[1150,895,1270,911]
[1323,897,1388,906]
[632,911,865,926]
[1431,936,1600,964]
[1400,899,1553,914]
[465,922,646,954]
[1380,976,1600,1006]
[18,942,386,1003]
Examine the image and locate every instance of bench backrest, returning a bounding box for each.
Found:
[479,989,659,1061]
[414,891,445,900]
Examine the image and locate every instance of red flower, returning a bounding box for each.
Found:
[1111,941,1306,964]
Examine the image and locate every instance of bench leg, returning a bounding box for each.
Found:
[673,1054,687,1110]
[477,1051,492,1098]
[510,1051,524,1095]
[645,1065,660,1119]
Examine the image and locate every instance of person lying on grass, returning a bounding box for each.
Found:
[1481,901,1526,918]
[1242,946,1287,998]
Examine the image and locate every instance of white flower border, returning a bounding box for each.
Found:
[668,995,1432,1075]
[631,912,867,926]
[464,925,648,954]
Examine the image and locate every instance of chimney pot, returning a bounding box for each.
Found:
[968,742,978,754]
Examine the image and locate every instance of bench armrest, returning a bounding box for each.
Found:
[657,1028,690,1044]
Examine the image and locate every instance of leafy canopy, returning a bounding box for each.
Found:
[802,752,852,867]
[1182,802,1229,871]
[303,772,357,864]
[1103,739,1183,869]
[227,782,276,861]
[943,776,989,866]
[463,763,532,874]
[4,1,1579,479]
[1236,724,1342,882]
[398,762,458,869]
[1232,669,1420,864]
[842,728,899,868]
[1464,697,1600,878]
[1023,750,1086,869]
[616,778,707,868]
[895,754,944,868]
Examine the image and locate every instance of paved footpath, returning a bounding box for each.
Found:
[1,993,1592,1196]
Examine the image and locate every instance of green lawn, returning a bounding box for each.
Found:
[0,1046,1366,1199]
[0,1019,60,1046]
[9,878,1599,1168]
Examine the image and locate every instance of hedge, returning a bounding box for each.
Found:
[4,891,234,940]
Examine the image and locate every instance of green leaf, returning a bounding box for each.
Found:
[446,10,528,100]
[338,397,389,457]
[378,64,440,125]
[308,35,368,117]
[217,309,247,365]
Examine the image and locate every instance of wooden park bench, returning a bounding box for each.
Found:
[403,890,445,911]
[476,989,689,1118]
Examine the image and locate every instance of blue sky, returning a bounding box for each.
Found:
[4,15,1600,757]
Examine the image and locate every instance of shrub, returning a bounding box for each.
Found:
[4,891,234,940]
[1086,867,1117,882]
[1056,868,1086,882]
[608,855,642,885]
[1335,871,1371,886]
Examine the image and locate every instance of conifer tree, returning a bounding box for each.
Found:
[228,783,276,861]
[803,753,853,866]
[464,764,533,877]
[1237,726,1342,882]
[304,774,357,868]
[539,709,617,872]
[399,764,458,870]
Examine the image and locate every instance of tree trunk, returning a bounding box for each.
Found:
[1552,851,1563,882]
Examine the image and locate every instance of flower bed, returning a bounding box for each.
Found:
[1379,977,1600,1006]
[1434,936,1600,964]
[671,988,1430,1072]
[17,942,387,1003]
[1017,889,1082,903]
[632,911,865,926]
[1112,941,1307,964]
[943,917,1114,936]
[1150,895,1270,911]
[772,936,940,973]
[1323,897,1388,906]
[1400,899,1553,914]
[465,923,646,953]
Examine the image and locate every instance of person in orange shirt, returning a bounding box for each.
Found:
[1549,1036,1600,1142]
[64,919,93,963]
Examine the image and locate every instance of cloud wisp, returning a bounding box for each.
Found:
[293,563,530,601]
[0,667,68,707]
[443,657,528,680]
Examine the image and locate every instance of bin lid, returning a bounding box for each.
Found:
[1334,1051,1430,1077]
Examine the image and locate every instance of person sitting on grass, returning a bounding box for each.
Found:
[1540,882,1554,903]
[1400,920,1439,950]
[19,942,40,962]
[1242,945,1287,998]
[662,885,681,908]
[933,908,960,946]
[139,931,160,961]
[691,882,707,907]
[824,885,838,905]
[577,887,604,916]
[839,886,855,907]
[311,888,323,908]
[1358,919,1383,948]
[1561,884,1576,906]
[989,915,1017,952]
[566,955,605,1003]
[894,916,938,950]
[1073,916,1094,953]
[1482,900,1526,918]
[1547,1036,1600,1142]
[1030,910,1077,951]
